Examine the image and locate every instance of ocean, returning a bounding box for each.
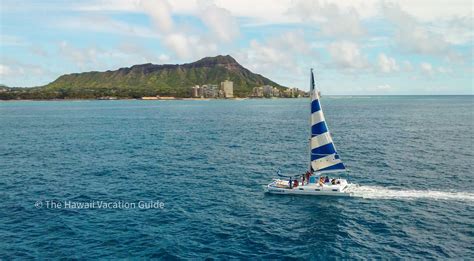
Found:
[1,96,473,259]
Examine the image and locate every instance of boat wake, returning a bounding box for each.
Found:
[346,185,474,202]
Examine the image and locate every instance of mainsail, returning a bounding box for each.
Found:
[309,69,346,173]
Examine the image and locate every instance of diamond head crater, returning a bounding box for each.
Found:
[0,55,306,100]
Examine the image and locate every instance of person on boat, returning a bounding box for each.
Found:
[294,180,298,188]
[289,177,293,189]
[319,176,324,186]
[324,176,329,183]
[331,179,336,185]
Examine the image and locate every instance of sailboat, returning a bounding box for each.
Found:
[265,69,352,196]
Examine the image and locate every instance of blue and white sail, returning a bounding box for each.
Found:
[309,69,346,173]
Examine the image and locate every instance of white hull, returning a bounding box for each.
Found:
[265,178,352,197]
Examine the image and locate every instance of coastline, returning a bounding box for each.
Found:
[0,97,310,102]
[1,95,472,102]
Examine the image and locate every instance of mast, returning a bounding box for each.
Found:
[309,68,315,174]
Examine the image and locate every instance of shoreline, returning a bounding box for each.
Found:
[0,95,471,102]
[0,97,308,102]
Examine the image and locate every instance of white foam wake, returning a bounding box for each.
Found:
[346,185,474,202]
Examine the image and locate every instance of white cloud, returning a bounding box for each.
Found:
[376,84,392,90]
[0,64,13,76]
[162,33,192,59]
[158,54,170,63]
[58,41,100,68]
[420,62,434,75]
[377,53,399,73]
[433,15,474,45]
[0,58,51,86]
[76,0,142,12]
[118,0,236,60]
[162,33,218,60]
[236,31,311,70]
[8,0,473,27]
[198,1,239,42]
[116,42,167,64]
[385,0,472,22]
[58,15,160,39]
[242,40,288,69]
[436,66,451,74]
[383,3,453,56]
[52,0,472,24]
[327,41,368,69]
[138,0,174,33]
[215,0,297,25]
[268,30,313,55]
[417,62,452,77]
[289,0,366,39]
[58,40,177,70]
[234,30,314,87]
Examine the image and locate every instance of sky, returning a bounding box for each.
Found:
[0,0,473,94]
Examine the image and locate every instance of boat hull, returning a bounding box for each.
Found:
[265,179,353,197]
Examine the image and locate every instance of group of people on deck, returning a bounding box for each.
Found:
[287,171,341,189]
[321,176,341,186]
[318,176,340,185]
[288,171,312,189]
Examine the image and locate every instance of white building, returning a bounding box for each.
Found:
[272,87,280,97]
[191,85,200,97]
[220,80,233,98]
[252,87,263,97]
[263,85,273,97]
[206,84,219,98]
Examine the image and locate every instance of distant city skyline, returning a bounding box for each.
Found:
[0,0,472,95]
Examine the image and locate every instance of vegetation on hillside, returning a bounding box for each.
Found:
[0,55,287,100]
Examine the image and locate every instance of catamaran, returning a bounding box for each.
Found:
[265,69,352,196]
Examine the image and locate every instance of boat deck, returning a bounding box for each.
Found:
[266,179,351,196]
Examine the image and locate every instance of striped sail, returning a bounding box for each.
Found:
[310,69,346,173]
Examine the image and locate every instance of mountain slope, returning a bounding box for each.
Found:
[42,55,286,98]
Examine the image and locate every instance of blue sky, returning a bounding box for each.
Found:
[0,0,472,94]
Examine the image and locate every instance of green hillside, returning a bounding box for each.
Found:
[22,55,286,99]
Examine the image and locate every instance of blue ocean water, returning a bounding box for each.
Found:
[0,96,473,259]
